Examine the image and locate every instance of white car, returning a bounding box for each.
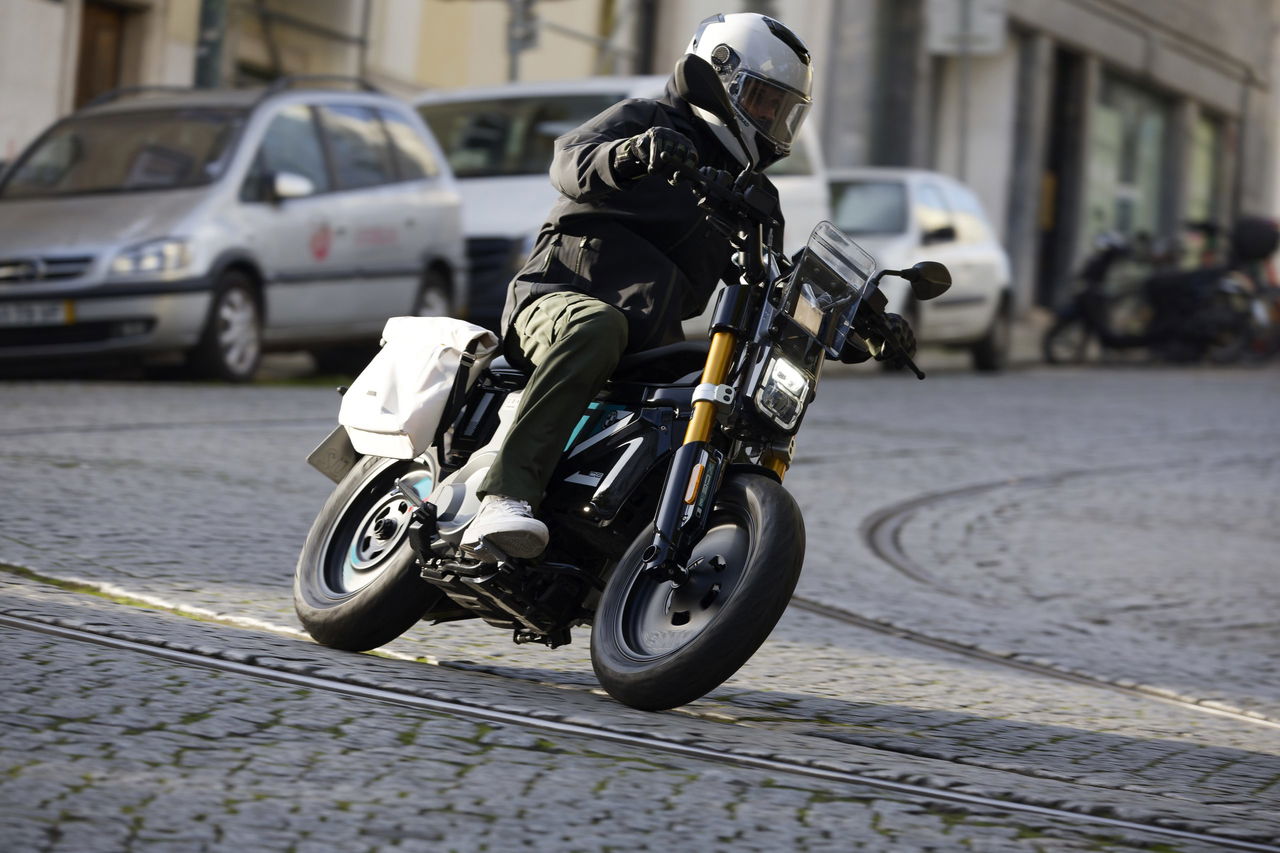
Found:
[829,168,1013,371]
[415,76,831,332]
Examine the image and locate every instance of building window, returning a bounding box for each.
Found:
[1084,74,1171,241]
[1186,113,1221,225]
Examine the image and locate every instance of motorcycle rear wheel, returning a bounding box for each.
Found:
[294,455,445,651]
[590,472,805,711]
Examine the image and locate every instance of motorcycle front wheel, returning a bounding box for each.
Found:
[590,472,805,711]
[1042,310,1090,364]
[294,454,446,651]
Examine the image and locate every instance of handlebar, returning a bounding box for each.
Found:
[672,162,926,380]
[668,165,782,229]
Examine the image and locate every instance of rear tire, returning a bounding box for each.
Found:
[294,455,445,651]
[415,269,452,317]
[590,473,805,711]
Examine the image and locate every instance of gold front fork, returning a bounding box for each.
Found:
[682,330,736,445]
[761,452,789,480]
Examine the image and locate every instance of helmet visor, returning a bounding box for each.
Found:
[732,72,811,150]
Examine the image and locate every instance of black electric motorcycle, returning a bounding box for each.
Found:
[293,56,952,710]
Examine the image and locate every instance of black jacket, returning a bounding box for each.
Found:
[500,79,783,353]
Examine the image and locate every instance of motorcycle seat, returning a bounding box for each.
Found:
[488,339,710,388]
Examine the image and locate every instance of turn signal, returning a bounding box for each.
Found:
[683,463,706,504]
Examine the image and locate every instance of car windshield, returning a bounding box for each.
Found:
[418,94,622,178]
[0,108,244,200]
[420,92,816,180]
[830,179,908,235]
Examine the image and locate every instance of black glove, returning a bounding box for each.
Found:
[867,312,917,363]
[613,127,698,181]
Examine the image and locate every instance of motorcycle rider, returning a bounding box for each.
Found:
[462,12,915,560]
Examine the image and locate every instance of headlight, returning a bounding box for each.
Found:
[753,356,812,430]
[110,238,193,278]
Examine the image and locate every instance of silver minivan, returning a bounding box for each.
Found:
[0,80,466,380]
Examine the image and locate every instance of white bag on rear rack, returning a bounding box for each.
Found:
[339,316,500,459]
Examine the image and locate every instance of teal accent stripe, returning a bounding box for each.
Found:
[563,407,596,450]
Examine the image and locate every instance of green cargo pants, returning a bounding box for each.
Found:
[479,291,629,510]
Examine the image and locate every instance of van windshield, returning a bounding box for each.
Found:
[418,95,622,178]
[830,179,908,235]
[0,108,244,200]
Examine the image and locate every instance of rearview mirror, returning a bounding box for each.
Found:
[902,261,952,301]
[272,170,315,202]
[922,225,956,245]
[674,53,753,166]
[674,53,733,124]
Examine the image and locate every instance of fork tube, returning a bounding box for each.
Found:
[682,331,736,445]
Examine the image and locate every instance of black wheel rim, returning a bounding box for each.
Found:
[320,462,433,598]
[615,508,751,661]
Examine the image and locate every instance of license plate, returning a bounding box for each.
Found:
[0,300,71,327]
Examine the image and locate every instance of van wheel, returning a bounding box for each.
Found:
[415,269,452,317]
[189,271,262,382]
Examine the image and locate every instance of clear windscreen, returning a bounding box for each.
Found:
[782,221,876,356]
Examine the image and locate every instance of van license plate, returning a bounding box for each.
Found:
[0,301,71,327]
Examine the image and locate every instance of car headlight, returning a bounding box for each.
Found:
[110,238,193,278]
[753,356,812,430]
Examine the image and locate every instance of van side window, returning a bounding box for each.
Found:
[317,104,397,190]
[378,108,439,180]
[241,104,330,201]
[916,183,956,244]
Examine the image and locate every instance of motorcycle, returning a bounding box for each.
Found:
[293,55,952,711]
[1043,219,1279,365]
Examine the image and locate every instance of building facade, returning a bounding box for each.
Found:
[825,0,1279,311]
[3,0,1278,315]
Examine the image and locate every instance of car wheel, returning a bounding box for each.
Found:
[188,270,262,382]
[971,297,1011,372]
[415,269,452,317]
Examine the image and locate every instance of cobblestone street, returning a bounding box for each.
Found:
[1,363,1278,850]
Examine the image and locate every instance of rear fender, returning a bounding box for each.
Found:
[307,426,360,483]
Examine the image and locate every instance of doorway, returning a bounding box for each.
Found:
[1035,48,1086,308]
[75,1,129,108]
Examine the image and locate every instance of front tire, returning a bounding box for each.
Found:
[591,473,805,711]
[1042,310,1089,364]
[294,454,445,651]
[188,270,262,382]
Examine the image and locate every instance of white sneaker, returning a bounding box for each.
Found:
[461,494,549,559]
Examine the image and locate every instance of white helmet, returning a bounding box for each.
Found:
[685,12,813,167]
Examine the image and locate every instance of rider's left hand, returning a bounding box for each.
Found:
[866,313,916,363]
